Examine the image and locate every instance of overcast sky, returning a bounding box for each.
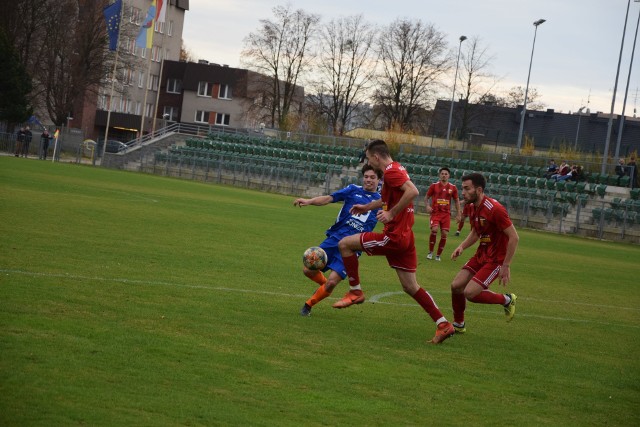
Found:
[182,0,640,116]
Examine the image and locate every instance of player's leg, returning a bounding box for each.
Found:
[428,220,439,259]
[301,270,342,316]
[464,264,517,321]
[456,216,465,235]
[334,233,366,308]
[450,268,474,332]
[395,269,454,344]
[436,216,450,260]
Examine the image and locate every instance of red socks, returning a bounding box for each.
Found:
[437,236,447,256]
[342,254,360,287]
[452,292,466,324]
[412,288,444,322]
[470,290,507,305]
[429,231,437,252]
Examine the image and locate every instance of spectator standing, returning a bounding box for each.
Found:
[21,126,32,157]
[615,158,627,186]
[15,127,26,157]
[40,129,51,160]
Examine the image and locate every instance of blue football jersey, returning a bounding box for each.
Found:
[324,184,381,243]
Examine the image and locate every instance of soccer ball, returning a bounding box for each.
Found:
[303,246,327,270]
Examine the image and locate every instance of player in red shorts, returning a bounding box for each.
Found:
[336,139,455,344]
[425,167,461,261]
[455,201,473,236]
[450,172,520,334]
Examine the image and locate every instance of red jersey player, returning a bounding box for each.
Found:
[455,201,473,236]
[450,172,519,334]
[424,167,461,261]
[336,139,455,344]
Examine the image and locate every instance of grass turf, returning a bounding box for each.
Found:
[0,157,638,426]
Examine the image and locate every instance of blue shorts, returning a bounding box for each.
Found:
[319,240,360,279]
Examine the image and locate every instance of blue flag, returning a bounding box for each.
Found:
[103,0,122,51]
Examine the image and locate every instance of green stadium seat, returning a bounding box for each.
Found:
[564,181,576,192]
[630,188,640,200]
[555,180,566,191]
[619,176,630,187]
[545,179,556,190]
[596,184,607,198]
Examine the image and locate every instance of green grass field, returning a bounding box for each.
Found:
[1,157,639,426]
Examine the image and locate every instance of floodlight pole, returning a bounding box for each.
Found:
[445,35,467,147]
[602,0,632,174]
[574,107,586,151]
[516,18,546,153]
[614,0,640,160]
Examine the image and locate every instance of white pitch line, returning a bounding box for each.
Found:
[1,269,639,329]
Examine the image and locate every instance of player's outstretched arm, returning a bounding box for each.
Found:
[350,199,383,215]
[294,195,334,207]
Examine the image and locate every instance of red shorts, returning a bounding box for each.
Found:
[360,231,417,272]
[462,256,502,289]
[430,212,451,231]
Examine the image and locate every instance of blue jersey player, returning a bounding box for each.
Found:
[294,165,382,316]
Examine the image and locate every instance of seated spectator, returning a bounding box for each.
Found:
[615,158,627,185]
[569,165,585,182]
[557,164,576,182]
[551,160,570,181]
[544,159,558,179]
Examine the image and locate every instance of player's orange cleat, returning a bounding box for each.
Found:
[332,291,365,308]
[429,322,455,344]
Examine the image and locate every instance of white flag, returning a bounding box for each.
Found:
[156,0,167,23]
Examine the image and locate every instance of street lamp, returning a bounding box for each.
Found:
[574,106,586,151]
[516,18,546,153]
[446,35,467,146]
[614,0,640,160]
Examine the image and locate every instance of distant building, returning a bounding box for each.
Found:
[158,60,304,130]
[431,99,640,155]
[74,0,189,142]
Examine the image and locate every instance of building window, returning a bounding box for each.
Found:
[195,110,210,123]
[151,46,161,62]
[145,103,154,118]
[219,84,232,99]
[197,82,209,97]
[129,7,141,25]
[147,74,159,91]
[138,71,144,88]
[163,106,178,121]
[216,113,230,126]
[167,21,173,36]
[154,20,165,34]
[166,78,182,94]
[135,101,142,115]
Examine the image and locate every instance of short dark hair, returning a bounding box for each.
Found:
[362,164,383,179]
[461,172,486,190]
[366,139,390,158]
[439,167,451,175]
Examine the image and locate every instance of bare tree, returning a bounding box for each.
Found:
[455,36,500,139]
[2,0,134,126]
[373,18,448,131]
[241,4,320,129]
[308,14,376,135]
[503,85,545,111]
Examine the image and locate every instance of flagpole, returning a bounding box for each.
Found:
[152,1,169,134]
[51,130,59,163]
[102,0,125,162]
[139,52,153,143]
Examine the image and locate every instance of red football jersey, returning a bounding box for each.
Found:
[381,161,415,241]
[427,181,459,213]
[469,196,513,264]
